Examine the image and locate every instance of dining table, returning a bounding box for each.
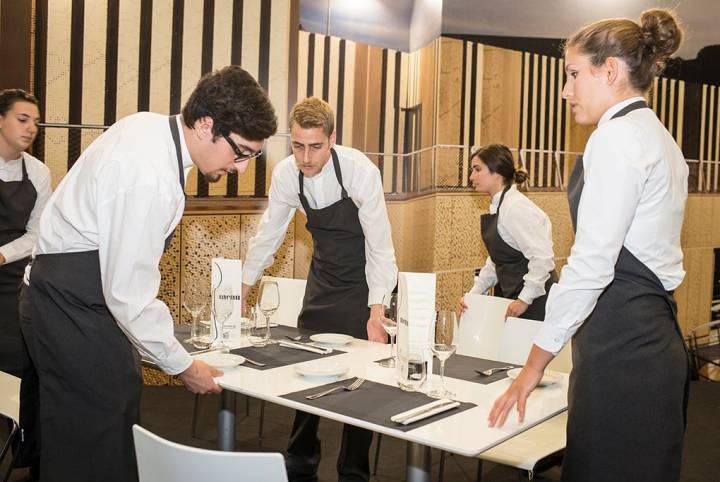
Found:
[196,323,569,482]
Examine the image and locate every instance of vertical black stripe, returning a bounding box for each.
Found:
[104,0,119,125]
[254,0,272,197]
[673,81,681,140]
[226,0,243,198]
[32,0,48,161]
[378,49,388,177]
[391,51,401,193]
[336,39,346,145]
[67,0,85,170]
[543,55,553,185]
[682,83,701,161]
[230,0,243,65]
[137,0,152,111]
[458,42,467,185]
[196,0,215,198]
[169,0,184,114]
[533,55,543,186]
[468,43,478,146]
[321,35,330,101]
[517,53,525,153]
[306,33,315,98]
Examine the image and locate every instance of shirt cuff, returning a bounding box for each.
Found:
[533,323,568,355]
[241,268,262,287]
[368,288,386,307]
[154,341,194,375]
[517,287,537,305]
[0,245,20,264]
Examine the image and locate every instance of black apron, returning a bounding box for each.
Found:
[480,186,557,320]
[17,116,185,482]
[296,148,370,339]
[0,156,37,377]
[288,148,374,481]
[561,100,689,482]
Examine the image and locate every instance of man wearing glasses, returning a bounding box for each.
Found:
[241,97,397,482]
[18,66,277,482]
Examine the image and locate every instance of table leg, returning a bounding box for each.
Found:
[406,442,431,482]
[218,390,236,451]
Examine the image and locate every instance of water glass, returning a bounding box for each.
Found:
[397,353,427,392]
[428,310,459,399]
[257,280,280,344]
[213,285,234,348]
[191,308,213,349]
[249,305,271,347]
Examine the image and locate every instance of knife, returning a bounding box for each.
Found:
[392,399,458,424]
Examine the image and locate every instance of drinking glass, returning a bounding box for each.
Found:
[397,352,427,392]
[212,285,234,348]
[182,284,208,340]
[379,293,398,368]
[428,310,459,399]
[249,304,271,347]
[257,280,280,344]
[190,306,213,350]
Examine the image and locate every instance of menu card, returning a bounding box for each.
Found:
[397,272,436,382]
[211,258,243,342]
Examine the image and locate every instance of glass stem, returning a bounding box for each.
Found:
[265,314,271,340]
[390,335,397,360]
[440,359,447,392]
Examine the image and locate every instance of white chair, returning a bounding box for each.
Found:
[260,276,307,328]
[0,371,21,482]
[133,424,288,482]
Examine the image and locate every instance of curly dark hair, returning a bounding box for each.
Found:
[0,89,39,116]
[182,65,277,141]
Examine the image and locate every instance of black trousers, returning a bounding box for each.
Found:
[19,252,142,482]
[287,410,373,482]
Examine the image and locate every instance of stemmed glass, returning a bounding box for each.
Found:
[428,310,459,399]
[212,285,234,348]
[257,280,280,344]
[183,283,209,346]
[379,293,398,368]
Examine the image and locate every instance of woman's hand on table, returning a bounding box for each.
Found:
[487,365,542,427]
[505,299,529,319]
[367,304,388,343]
[178,359,223,394]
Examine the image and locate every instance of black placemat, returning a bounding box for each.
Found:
[230,342,345,370]
[281,379,476,432]
[174,324,204,353]
[432,355,520,385]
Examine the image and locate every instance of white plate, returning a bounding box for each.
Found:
[309,333,354,346]
[506,368,562,387]
[295,361,349,379]
[195,353,245,369]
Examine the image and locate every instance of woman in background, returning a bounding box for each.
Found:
[0,89,51,377]
[460,144,556,320]
[489,9,689,482]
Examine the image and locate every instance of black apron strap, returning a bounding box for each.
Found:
[168,115,185,191]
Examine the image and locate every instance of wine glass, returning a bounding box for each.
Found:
[183,283,208,344]
[212,285,234,348]
[258,280,280,344]
[379,293,398,368]
[428,310,459,399]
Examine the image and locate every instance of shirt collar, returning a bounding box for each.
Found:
[0,154,23,169]
[175,115,194,171]
[490,184,516,212]
[598,96,647,126]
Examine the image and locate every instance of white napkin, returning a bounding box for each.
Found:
[278,340,332,355]
[390,399,461,425]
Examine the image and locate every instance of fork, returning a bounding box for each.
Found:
[243,356,267,367]
[475,366,515,376]
[305,378,365,400]
[285,335,304,342]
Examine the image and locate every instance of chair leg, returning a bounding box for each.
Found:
[372,433,382,475]
[245,395,250,416]
[438,450,446,482]
[191,393,200,437]
[257,400,265,447]
[476,459,484,482]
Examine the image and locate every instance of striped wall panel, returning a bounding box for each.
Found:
[33,0,293,196]
[518,52,567,188]
[698,85,720,192]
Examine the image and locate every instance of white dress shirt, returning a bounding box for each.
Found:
[468,185,555,304]
[243,144,398,306]
[535,97,688,354]
[0,152,52,263]
[32,113,194,375]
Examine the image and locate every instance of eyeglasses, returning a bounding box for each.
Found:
[223,134,263,163]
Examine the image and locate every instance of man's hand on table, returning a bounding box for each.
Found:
[178,359,223,394]
[367,303,388,343]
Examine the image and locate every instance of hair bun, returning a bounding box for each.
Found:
[640,9,682,62]
[513,168,528,185]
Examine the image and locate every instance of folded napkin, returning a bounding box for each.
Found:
[278,340,332,355]
[390,399,461,425]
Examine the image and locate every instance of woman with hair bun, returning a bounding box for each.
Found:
[459,143,557,321]
[489,9,689,481]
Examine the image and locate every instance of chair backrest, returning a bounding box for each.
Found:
[260,276,307,327]
[132,425,288,482]
[457,294,513,358]
[0,371,20,423]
